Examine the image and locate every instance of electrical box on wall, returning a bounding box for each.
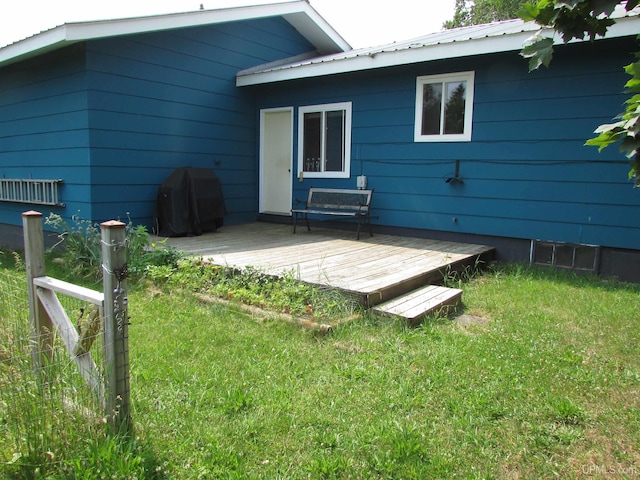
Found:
[357,175,367,189]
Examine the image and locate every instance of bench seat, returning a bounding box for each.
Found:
[291,187,373,240]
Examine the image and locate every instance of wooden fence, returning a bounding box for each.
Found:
[22,211,130,431]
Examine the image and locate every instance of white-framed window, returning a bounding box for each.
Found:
[298,102,352,179]
[414,71,475,142]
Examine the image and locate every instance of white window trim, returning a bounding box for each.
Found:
[414,71,475,142]
[297,102,352,179]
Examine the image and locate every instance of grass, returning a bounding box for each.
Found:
[1,250,639,478]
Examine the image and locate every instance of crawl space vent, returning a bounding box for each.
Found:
[530,240,600,274]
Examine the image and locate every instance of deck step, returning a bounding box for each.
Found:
[372,284,462,322]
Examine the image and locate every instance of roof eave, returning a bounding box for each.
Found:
[237,14,640,87]
[0,1,350,67]
[282,9,350,54]
[236,32,531,87]
[0,28,73,65]
[237,30,535,86]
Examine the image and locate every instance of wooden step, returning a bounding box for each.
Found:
[372,284,462,322]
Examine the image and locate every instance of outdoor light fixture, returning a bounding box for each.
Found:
[445,159,464,185]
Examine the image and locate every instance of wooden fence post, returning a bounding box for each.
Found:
[22,211,54,371]
[101,220,131,431]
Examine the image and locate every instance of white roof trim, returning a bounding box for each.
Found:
[0,0,350,67]
[237,13,640,86]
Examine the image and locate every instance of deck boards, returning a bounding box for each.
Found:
[160,222,494,308]
[373,285,463,322]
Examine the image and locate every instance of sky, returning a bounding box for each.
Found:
[0,0,456,49]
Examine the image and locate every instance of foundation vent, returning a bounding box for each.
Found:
[530,240,600,274]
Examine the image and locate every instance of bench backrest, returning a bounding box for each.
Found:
[306,188,373,211]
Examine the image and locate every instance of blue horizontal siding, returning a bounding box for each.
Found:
[367,174,633,206]
[356,142,623,166]
[259,37,640,250]
[85,18,315,227]
[2,111,87,138]
[1,16,315,230]
[0,92,87,122]
[474,95,626,122]
[89,111,252,144]
[373,191,636,228]
[0,47,93,227]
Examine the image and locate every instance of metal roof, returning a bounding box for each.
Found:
[0,0,350,67]
[237,10,640,86]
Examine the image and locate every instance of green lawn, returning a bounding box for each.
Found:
[2,259,639,479]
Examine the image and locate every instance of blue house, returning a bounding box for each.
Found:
[1,1,639,281]
[0,1,349,240]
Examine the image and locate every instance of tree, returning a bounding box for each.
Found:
[520,0,640,186]
[444,0,529,28]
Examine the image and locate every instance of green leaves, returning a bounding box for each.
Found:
[590,0,621,16]
[521,0,640,186]
[625,59,640,91]
[585,120,627,154]
[445,0,530,28]
[585,59,640,186]
[520,0,620,70]
[521,33,555,71]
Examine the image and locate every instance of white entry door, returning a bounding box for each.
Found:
[259,108,293,215]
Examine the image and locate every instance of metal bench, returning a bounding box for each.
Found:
[291,187,374,240]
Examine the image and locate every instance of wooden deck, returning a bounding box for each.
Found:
[160,223,494,310]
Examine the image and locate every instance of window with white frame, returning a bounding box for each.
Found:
[414,71,475,142]
[298,102,352,178]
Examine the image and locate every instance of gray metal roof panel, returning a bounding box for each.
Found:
[237,9,640,86]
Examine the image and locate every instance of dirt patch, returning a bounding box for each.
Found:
[194,292,335,333]
[454,314,490,328]
[333,341,364,354]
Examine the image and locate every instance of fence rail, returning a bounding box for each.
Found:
[33,276,104,305]
[22,211,130,431]
[0,178,64,206]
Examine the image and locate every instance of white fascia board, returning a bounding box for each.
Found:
[282,10,351,53]
[237,31,539,86]
[601,13,640,38]
[0,28,70,65]
[62,2,346,44]
[237,14,640,87]
[0,1,349,67]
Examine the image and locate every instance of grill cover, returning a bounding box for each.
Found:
[155,167,225,237]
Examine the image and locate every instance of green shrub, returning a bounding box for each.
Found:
[45,213,181,281]
[45,213,102,279]
[146,259,362,322]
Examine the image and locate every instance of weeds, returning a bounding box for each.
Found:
[441,254,486,289]
[0,261,158,479]
[45,212,181,281]
[2,236,639,478]
[146,258,362,323]
[45,213,102,278]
